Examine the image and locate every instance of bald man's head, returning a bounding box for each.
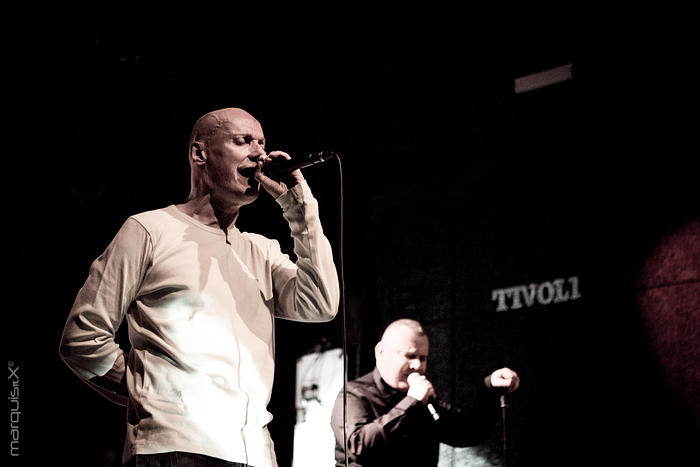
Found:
[187,108,264,201]
[380,319,426,340]
[375,319,429,391]
[189,108,258,149]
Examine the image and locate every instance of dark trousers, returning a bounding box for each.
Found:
[123,451,251,467]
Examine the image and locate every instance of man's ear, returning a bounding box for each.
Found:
[190,141,207,166]
[374,341,383,360]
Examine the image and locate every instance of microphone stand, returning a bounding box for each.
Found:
[500,392,509,467]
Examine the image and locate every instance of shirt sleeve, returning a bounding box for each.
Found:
[271,180,340,322]
[432,380,501,447]
[58,217,152,406]
[331,387,424,463]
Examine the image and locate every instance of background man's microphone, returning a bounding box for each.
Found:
[407,372,440,421]
[262,151,336,178]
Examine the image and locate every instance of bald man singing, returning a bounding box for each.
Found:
[60,108,340,467]
[331,319,520,467]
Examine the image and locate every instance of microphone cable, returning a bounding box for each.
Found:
[328,152,349,467]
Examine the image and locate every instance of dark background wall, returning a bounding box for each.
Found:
[6,17,698,466]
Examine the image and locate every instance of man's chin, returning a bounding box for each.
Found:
[396,382,410,392]
[244,182,261,198]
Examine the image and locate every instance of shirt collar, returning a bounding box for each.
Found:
[372,367,400,397]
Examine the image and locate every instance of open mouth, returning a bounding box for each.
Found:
[239,166,260,195]
[238,166,257,178]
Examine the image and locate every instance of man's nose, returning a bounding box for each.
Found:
[409,359,421,370]
[249,141,266,158]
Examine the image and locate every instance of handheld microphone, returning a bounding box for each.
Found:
[262,151,336,178]
[426,402,440,421]
[407,372,440,421]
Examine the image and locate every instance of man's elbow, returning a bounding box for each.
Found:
[58,337,84,379]
[319,290,340,321]
[299,280,340,321]
[325,279,341,320]
[57,334,102,381]
[303,299,339,322]
[58,334,74,369]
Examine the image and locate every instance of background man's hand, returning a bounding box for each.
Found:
[489,367,520,393]
[407,372,437,404]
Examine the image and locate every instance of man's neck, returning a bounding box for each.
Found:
[176,194,240,231]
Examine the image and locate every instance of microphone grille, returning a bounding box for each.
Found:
[407,372,421,384]
[313,150,337,161]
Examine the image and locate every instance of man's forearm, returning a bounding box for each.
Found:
[276,180,340,321]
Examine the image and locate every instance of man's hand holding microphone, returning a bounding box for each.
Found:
[407,372,440,421]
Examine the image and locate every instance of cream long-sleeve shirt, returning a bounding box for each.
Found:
[60,181,339,467]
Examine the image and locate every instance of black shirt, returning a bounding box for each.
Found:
[330,368,500,467]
